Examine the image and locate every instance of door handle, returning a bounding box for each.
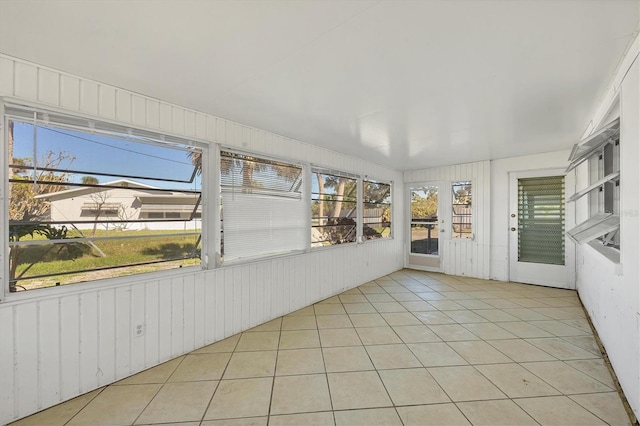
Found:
[511,227,516,231]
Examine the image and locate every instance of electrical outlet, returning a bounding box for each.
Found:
[134,323,145,337]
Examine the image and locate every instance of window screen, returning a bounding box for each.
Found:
[363,180,391,240]
[311,170,358,246]
[518,176,565,265]
[452,181,472,238]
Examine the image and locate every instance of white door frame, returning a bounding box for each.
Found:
[406,181,447,272]
[508,168,576,289]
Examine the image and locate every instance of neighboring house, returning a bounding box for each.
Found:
[36,179,201,231]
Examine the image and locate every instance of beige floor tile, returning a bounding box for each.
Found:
[276,348,325,376]
[67,384,159,425]
[497,321,553,338]
[269,411,334,426]
[339,294,369,304]
[270,374,332,415]
[204,377,272,420]
[461,323,517,340]
[561,318,593,333]
[343,287,364,295]
[316,314,353,329]
[501,308,551,321]
[328,371,392,410]
[279,330,320,349]
[314,303,346,315]
[407,342,468,367]
[392,293,423,302]
[565,359,615,387]
[245,318,282,332]
[115,357,184,385]
[317,296,341,304]
[448,341,512,364]
[319,328,362,347]
[281,315,317,330]
[380,312,422,326]
[530,320,589,336]
[526,337,601,360]
[456,299,494,310]
[379,368,449,405]
[428,300,466,311]
[570,392,632,426]
[365,344,421,369]
[562,335,602,355]
[475,363,560,398]
[397,404,471,425]
[192,335,240,354]
[11,388,102,426]
[443,310,489,323]
[392,325,441,343]
[457,399,538,425]
[413,311,457,325]
[365,293,395,302]
[356,326,402,345]
[235,331,280,352]
[399,300,436,311]
[343,303,377,314]
[286,306,315,316]
[474,309,520,322]
[135,381,217,424]
[428,324,480,342]
[487,339,557,362]
[428,366,506,402]
[416,291,448,301]
[139,422,200,426]
[372,301,407,313]
[349,313,388,327]
[169,353,231,382]
[515,395,607,425]
[323,346,375,372]
[359,285,387,294]
[202,417,267,426]
[532,307,581,320]
[223,351,277,379]
[334,408,402,425]
[522,361,614,394]
[484,298,524,309]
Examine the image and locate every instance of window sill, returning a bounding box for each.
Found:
[587,240,621,268]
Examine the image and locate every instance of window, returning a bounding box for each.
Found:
[311,169,358,247]
[5,104,203,292]
[451,181,472,238]
[220,150,305,262]
[363,180,391,240]
[410,185,439,255]
[567,118,620,250]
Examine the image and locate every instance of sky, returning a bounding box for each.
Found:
[12,120,201,191]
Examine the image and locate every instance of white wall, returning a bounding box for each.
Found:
[404,161,491,279]
[575,52,639,419]
[489,150,572,282]
[0,55,405,424]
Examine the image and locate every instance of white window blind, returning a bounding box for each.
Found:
[220,150,305,262]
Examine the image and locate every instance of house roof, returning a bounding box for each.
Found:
[1,1,638,170]
[35,179,158,201]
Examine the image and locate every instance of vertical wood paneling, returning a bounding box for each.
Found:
[159,103,172,131]
[182,275,195,351]
[172,106,185,135]
[157,279,172,360]
[15,303,38,415]
[114,287,131,376]
[37,68,60,105]
[116,91,132,123]
[79,293,99,392]
[170,277,185,356]
[38,299,60,409]
[98,85,117,119]
[60,75,80,111]
[144,283,159,366]
[184,110,196,137]
[0,57,15,96]
[0,306,16,421]
[130,285,146,372]
[146,99,160,129]
[132,95,146,126]
[195,113,207,140]
[80,81,99,116]
[59,295,80,400]
[193,274,206,348]
[13,62,38,100]
[98,289,117,384]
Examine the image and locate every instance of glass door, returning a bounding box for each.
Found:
[408,184,442,271]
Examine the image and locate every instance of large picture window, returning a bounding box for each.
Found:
[311,170,358,247]
[363,180,391,240]
[5,104,203,292]
[220,150,305,262]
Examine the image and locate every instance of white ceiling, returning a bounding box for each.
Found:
[1,0,638,170]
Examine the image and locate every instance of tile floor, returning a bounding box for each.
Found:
[12,270,633,426]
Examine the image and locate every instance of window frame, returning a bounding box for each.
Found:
[362,178,393,242]
[2,100,210,299]
[451,180,473,240]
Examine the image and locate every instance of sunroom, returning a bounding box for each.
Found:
[0,1,639,425]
